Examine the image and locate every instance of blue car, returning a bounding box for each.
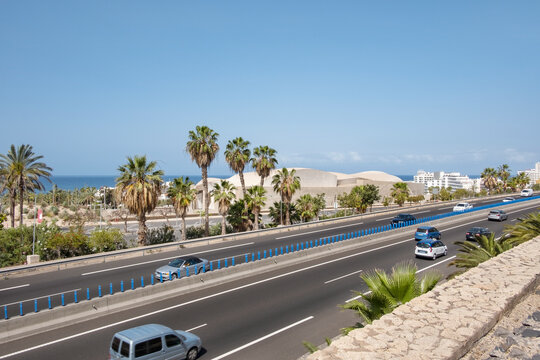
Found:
[414,226,441,241]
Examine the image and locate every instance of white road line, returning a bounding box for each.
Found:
[376,217,394,222]
[441,206,455,210]
[185,323,207,332]
[0,284,29,292]
[345,256,457,303]
[1,289,82,307]
[413,210,430,214]
[210,316,314,360]
[324,270,363,284]
[276,224,362,239]
[81,243,255,276]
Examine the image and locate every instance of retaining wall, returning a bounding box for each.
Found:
[305,236,540,360]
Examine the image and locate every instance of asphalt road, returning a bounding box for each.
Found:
[0,197,538,360]
[0,196,535,316]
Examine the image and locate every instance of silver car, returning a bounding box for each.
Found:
[155,256,209,280]
[110,323,202,360]
[488,209,508,221]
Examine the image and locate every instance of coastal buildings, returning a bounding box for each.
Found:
[413,170,482,193]
[518,162,540,186]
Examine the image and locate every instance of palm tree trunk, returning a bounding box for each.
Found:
[202,166,209,237]
[181,216,186,241]
[254,210,259,230]
[137,213,147,246]
[221,215,226,235]
[9,189,16,228]
[239,171,247,198]
[285,201,290,225]
[19,180,24,227]
[260,176,264,188]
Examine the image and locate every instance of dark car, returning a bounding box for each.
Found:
[414,226,441,241]
[465,227,492,241]
[391,213,416,225]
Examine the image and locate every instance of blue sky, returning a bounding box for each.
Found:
[1,1,539,176]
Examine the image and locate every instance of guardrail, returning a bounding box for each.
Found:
[3,194,538,320]
[0,192,526,277]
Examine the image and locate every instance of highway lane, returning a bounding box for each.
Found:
[0,195,535,316]
[0,202,538,359]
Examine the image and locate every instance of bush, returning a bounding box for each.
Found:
[89,228,127,252]
[40,231,92,260]
[50,206,59,215]
[0,227,33,267]
[185,225,205,239]
[145,225,176,245]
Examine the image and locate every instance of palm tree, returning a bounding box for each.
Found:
[251,146,278,187]
[224,137,251,198]
[272,168,301,225]
[186,126,219,237]
[503,212,540,247]
[211,180,236,235]
[0,144,52,227]
[497,164,511,192]
[481,168,498,194]
[449,233,513,271]
[342,261,440,331]
[0,168,17,228]
[296,194,316,222]
[167,176,197,241]
[245,185,266,230]
[390,182,409,207]
[514,172,531,191]
[115,155,163,246]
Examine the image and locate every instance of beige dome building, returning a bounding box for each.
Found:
[190,168,423,212]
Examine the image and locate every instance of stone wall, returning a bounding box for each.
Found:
[305,236,540,360]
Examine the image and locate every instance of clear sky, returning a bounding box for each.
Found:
[1,1,539,176]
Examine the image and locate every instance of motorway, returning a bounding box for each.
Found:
[0,196,539,359]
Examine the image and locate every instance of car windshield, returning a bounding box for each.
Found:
[489,211,499,215]
[168,258,185,267]
[456,204,464,207]
[417,242,431,248]
[416,228,428,233]
[469,227,482,232]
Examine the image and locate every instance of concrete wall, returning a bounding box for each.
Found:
[304,236,540,360]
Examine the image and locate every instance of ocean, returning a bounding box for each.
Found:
[44,174,416,192]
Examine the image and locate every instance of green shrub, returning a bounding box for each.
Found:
[185,226,205,239]
[145,225,176,245]
[50,206,59,215]
[23,207,29,214]
[0,227,33,267]
[89,228,127,252]
[40,231,91,260]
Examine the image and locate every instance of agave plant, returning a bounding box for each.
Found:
[341,261,440,331]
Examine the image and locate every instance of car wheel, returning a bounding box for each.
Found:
[187,347,198,360]
[438,235,441,240]
[444,249,447,256]
[432,253,437,260]
[197,267,201,274]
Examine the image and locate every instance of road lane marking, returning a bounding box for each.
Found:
[413,210,430,214]
[185,323,207,332]
[324,270,363,284]
[376,217,394,222]
[1,289,82,307]
[81,243,255,276]
[0,284,29,292]
[276,224,362,239]
[210,316,314,360]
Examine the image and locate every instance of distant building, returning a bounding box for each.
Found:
[518,162,540,186]
[413,170,481,193]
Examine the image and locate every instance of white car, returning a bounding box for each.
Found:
[502,197,515,202]
[453,202,473,212]
[520,189,533,197]
[415,239,447,260]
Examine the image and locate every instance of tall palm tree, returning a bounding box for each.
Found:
[514,172,531,191]
[341,261,440,332]
[167,176,197,241]
[245,185,266,230]
[272,168,301,225]
[390,182,409,207]
[115,155,163,246]
[497,164,511,192]
[224,137,251,198]
[211,180,236,235]
[0,144,52,227]
[186,126,219,237]
[0,168,16,228]
[251,146,278,187]
[481,168,498,194]
[503,212,540,247]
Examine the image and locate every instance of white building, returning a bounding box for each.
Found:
[518,162,540,186]
[413,170,482,193]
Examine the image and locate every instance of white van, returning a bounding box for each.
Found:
[520,189,533,197]
[110,324,202,360]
